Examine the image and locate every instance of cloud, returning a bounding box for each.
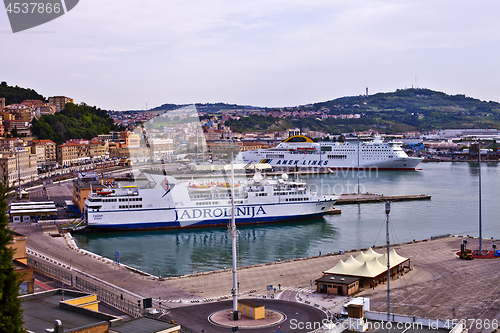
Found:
[2,0,500,109]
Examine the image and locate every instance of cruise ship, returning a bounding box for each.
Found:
[83,171,337,230]
[238,135,423,170]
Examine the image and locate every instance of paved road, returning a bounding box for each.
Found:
[361,237,500,327]
[11,220,500,333]
[163,299,326,333]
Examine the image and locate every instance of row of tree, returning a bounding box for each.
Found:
[0,81,46,105]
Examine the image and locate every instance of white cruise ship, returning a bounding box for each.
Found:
[238,135,423,170]
[83,171,337,230]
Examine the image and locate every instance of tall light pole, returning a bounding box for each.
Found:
[357,139,360,194]
[385,201,391,329]
[477,141,482,254]
[230,148,239,320]
[17,139,22,199]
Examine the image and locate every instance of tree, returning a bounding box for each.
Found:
[31,103,122,144]
[0,176,24,332]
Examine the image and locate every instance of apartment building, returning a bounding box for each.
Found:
[3,120,31,136]
[150,137,174,155]
[88,139,108,159]
[35,104,57,118]
[48,96,74,111]
[0,148,38,187]
[56,142,80,166]
[0,110,14,121]
[31,139,57,166]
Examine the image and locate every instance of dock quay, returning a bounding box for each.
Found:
[13,221,500,329]
[336,192,431,204]
[326,193,431,213]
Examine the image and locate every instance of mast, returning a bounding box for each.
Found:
[357,139,360,194]
[385,201,391,328]
[478,142,482,254]
[17,139,21,199]
[230,149,239,320]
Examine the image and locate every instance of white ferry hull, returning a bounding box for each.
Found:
[84,173,336,231]
[86,201,331,230]
[242,152,422,170]
[239,135,423,170]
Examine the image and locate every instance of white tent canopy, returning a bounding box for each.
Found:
[324,248,409,278]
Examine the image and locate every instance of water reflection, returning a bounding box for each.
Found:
[73,162,500,276]
[73,218,336,277]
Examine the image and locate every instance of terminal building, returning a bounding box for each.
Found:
[318,248,410,292]
[9,201,57,223]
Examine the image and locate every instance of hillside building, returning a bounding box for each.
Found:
[49,96,74,111]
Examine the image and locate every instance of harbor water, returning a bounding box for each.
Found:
[72,162,500,277]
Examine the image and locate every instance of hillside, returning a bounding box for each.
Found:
[0,81,122,144]
[0,81,46,105]
[314,88,500,131]
[148,102,267,113]
[31,103,121,144]
[223,88,500,134]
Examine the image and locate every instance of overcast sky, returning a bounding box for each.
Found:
[2,0,499,110]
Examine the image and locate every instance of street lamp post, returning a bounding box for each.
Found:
[17,139,22,199]
[230,149,239,320]
[385,201,391,332]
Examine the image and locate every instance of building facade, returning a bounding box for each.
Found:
[0,148,38,187]
[49,96,74,111]
[32,139,57,166]
[57,143,80,166]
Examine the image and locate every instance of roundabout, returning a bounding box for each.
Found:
[164,298,327,332]
[209,308,286,328]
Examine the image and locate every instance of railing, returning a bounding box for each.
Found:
[27,249,143,318]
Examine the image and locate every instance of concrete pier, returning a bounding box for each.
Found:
[336,193,431,204]
[13,221,500,326]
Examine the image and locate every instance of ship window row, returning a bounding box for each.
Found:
[273,190,306,195]
[103,198,117,202]
[119,205,143,209]
[193,194,211,199]
[327,155,347,159]
[119,198,142,202]
[285,197,308,202]
[196,201,219,205]
[255,193,268,197]
[266,154,284,158]
[227,200,244,204]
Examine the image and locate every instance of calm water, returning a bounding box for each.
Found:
[73,162,500,277]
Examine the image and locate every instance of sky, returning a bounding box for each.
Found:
[1,0,500,111]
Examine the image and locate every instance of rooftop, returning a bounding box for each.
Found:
[21,290,117,332]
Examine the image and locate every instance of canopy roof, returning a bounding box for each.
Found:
[324,248,409,278]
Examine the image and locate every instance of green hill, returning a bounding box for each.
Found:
[312,88,500,133]
[222,88,500,134]
[0,81,46,105]
[31,103,121,144]
[0,81,121,144]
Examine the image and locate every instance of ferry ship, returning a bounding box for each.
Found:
[238,135,423,170]
[83,171,337,230]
